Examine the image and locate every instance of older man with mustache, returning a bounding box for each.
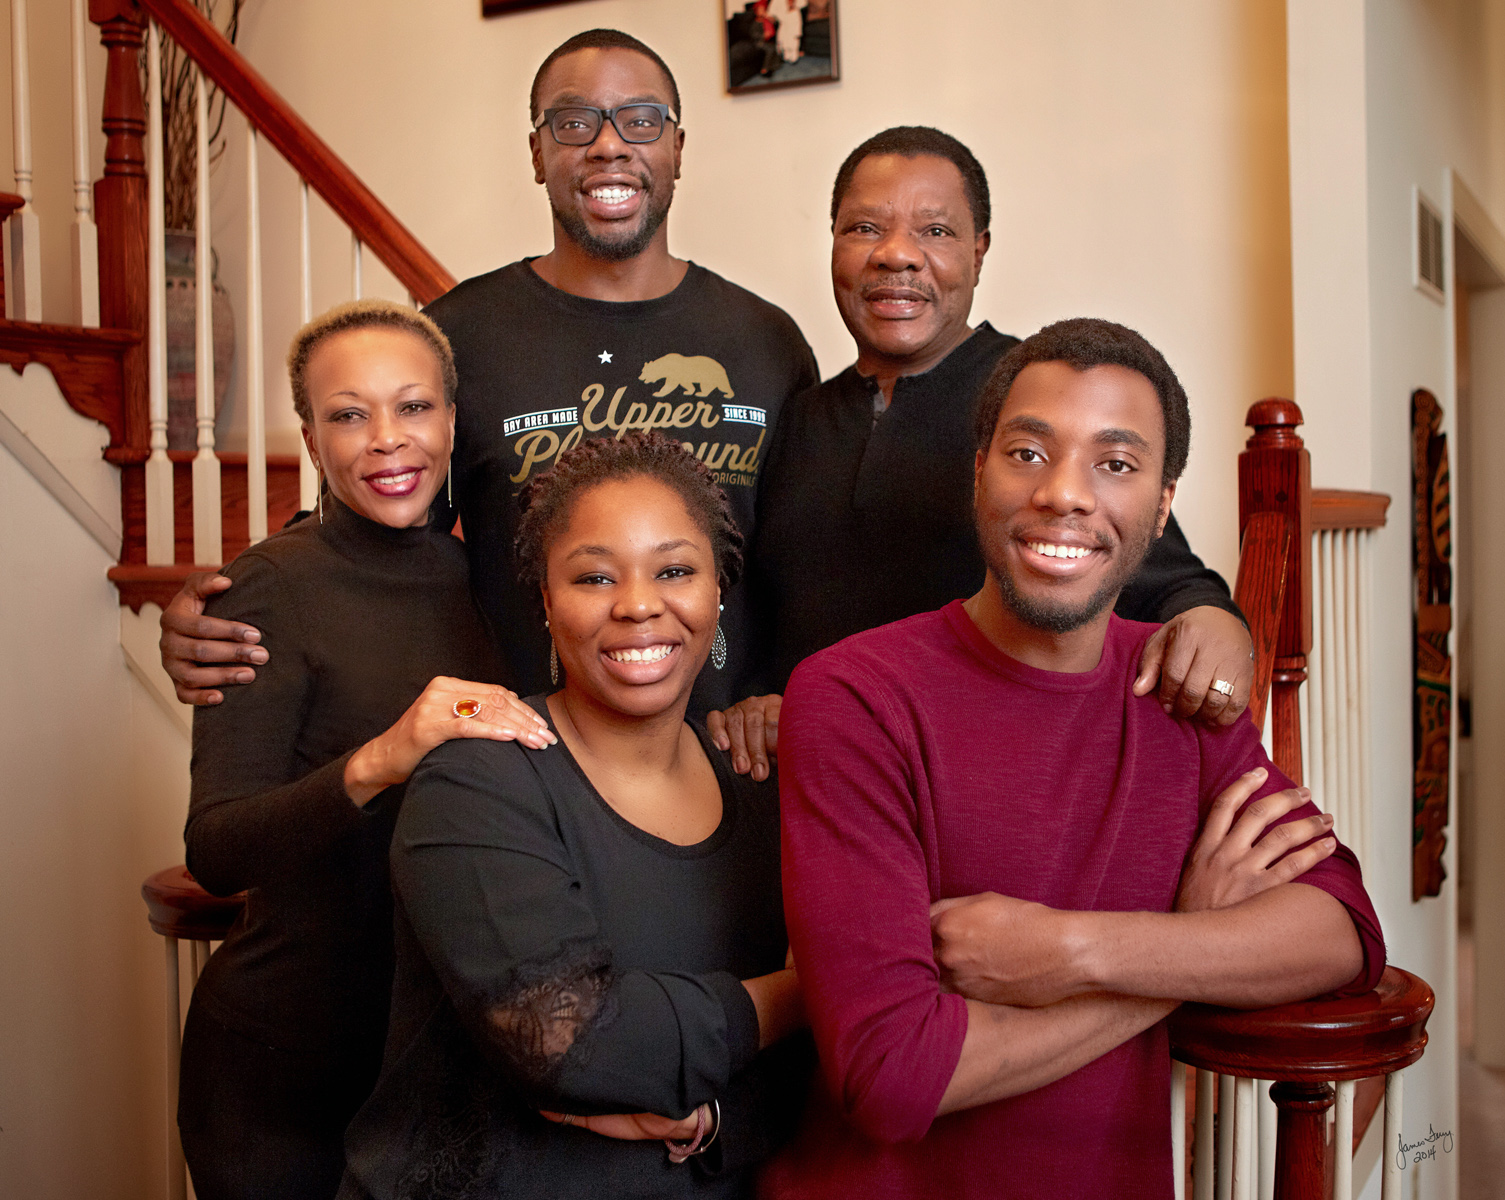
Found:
[711,127,1253,778]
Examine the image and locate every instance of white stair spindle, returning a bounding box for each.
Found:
[162,938,187,1200]
[246,127,267,544]
[1216,1073,1235,1200]
[1256,1080,1275,1200]
[192,71,222,565]
[1334,1079,1355,1200]
[1172,1061,1187,1200]
[8,0,42,321]
[145,23,174,566]
[298,181,317,511]
[1231,1076,1254,1200]
[351,232,363,299]
[1343,532,1366,862]
[69,0,100,326]
[1194,1069,1215,1200]
[1381,1071,1403,1200]
[1356,531,1375,865]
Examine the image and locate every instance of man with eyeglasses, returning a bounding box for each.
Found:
[159,28,817,717]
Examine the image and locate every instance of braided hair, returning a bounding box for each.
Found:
[514,431,744,604]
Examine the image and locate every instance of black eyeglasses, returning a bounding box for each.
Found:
[533,103,679,146]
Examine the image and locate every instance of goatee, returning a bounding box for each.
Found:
[553,187,672,263]
[978,514,1161,634]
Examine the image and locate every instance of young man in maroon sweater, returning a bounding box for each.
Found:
[764,318,1384,1200]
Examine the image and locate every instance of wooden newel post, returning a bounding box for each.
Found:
[1169,968,1432,1200]
[1269,1081,1334,1200]
[1239,399,1311,783]
[90,0,148,451]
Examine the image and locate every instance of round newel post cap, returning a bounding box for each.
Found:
[141,864,246,941]
[1246,397,1305,432]
[1168,966,1434,1082]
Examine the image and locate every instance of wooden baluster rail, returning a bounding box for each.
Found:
[1239,399,1313,782]
[1170,969,1432,1200]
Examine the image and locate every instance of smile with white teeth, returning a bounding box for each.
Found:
[370,469,418,486]
[1027,540,1093,559]
[607,645,673,663]
[589,185,637,203]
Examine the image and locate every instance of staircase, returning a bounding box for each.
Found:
[7,0,453,617]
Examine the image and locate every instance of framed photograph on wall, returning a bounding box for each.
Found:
[725,0,839,94]
[483,0,592,16]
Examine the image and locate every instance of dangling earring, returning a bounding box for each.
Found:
[546,619,559,686]
[712,603,727,671]
[317,467,324,524]
[446,457,453,507]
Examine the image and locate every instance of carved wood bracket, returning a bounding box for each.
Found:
[0,321,138,448]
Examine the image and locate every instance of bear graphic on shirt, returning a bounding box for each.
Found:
[639,354,735,399]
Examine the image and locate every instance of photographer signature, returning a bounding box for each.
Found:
[1396,1124,1453,1168]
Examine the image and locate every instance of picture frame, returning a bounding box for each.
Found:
[482,0,593,17]
[725,0,840,94]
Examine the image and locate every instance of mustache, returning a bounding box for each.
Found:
[1009,523,1114,551]
[859,275,937,303]
[577,171,652,194]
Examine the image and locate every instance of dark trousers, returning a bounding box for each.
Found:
[179,1002,377,1200]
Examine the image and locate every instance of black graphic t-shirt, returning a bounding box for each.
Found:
[426,260,818,714]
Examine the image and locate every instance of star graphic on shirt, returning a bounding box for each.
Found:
[598,351,613,363]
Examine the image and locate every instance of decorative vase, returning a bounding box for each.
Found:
[165,229,236,452]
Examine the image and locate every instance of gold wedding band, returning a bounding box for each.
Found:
[1211,679,1234,697]
[453,699,482,719]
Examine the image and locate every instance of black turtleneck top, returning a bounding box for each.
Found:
[749,324,1242,692]
[186,495,503,1060]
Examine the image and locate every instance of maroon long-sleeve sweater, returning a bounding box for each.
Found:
[765,602,1384,1200]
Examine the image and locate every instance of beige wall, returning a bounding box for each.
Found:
[0,420,191,1199]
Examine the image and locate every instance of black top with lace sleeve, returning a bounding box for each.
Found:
[340,697,808,1200]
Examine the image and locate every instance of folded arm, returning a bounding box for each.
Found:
[931,768,1373,1012]
[936,993,1176,1116]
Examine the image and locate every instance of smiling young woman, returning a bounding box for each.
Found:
[338,432,809,1200]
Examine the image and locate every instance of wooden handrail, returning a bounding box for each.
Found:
[135,0,456,305]
[1312,489,1390,531]
[1170,968,1432,1083]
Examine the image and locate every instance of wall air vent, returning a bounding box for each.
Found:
[1415,188,1445,303]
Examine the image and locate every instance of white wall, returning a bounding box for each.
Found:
[0,370,192,1200]
[200,0,1299,584]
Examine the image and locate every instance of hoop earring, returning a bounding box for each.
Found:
[546,620,559,686]
[712,604,726,671]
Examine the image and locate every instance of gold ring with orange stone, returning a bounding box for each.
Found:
[452,699,482,719]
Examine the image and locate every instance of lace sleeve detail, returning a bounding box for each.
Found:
[469,939,616,1090]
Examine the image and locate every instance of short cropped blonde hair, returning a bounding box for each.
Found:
[287,299,458,424]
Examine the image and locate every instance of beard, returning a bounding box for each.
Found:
[551,180,674,263]
[978,510,1162,635]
